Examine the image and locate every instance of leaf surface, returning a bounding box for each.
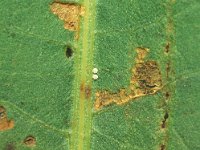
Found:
[0,0,199,150]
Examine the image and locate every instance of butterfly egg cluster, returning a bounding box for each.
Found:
[92,68,98,80]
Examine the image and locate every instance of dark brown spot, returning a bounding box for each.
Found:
[164,112,169,120]
[24,136,36,147]
[66,46,73,58]
[161,112,169,129]
[165,91,170,99]
[165,43,170,53]
[161,121,165,128]
[166,62,170,78]
[5,143,15,150]
[160,144,165,150]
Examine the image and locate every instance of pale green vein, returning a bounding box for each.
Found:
[92,127,121,145]
[172,128,190,150]
[94,14,165,35]
[0,24,66,46]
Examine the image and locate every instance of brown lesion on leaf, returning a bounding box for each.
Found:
[94,47,163,110]
[50,2,84,31]
[23,136,36,147]
[160,144,166,150]
[164,42,170,54]
[0,106,14,131]
[166,62,171,78]
[80,82,91,99]
[161,112,169,129]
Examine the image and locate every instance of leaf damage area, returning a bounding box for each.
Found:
[0,106,14,131]
[95,48,163,110]
[50,2,84,31]
[80,82,91,99]
[23,136,36,147]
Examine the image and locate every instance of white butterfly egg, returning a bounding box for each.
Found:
[92,74,98,80]
[92,68,98,74]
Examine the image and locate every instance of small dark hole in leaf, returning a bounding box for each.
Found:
[66,46,73,58]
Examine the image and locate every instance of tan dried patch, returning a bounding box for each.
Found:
[0,106,14,131]
[94,48,163,110]
[50,2,84,31]
[24,136,36,147]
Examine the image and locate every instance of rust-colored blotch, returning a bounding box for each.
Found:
[0,106,14,131]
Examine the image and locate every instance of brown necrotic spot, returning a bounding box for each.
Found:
[0,106,14,131]
[164,112,169,120]
[161,112,169,128]
[165,91,170,99]
[80,82,91,99]
[24,136,36,147]
[160,144,166,150]
[166,62,171,78]
[94,47,163,110]
[85,86,91,99]
[134,61,162,93]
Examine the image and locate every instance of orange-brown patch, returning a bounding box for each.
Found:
[50,2,84,31]
[0,106,14,131]
[23,136,36,147]
[94,48,163,110]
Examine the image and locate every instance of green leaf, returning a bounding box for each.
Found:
[0,0,199,150]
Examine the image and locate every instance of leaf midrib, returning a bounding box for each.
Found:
[70,0,96,150]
